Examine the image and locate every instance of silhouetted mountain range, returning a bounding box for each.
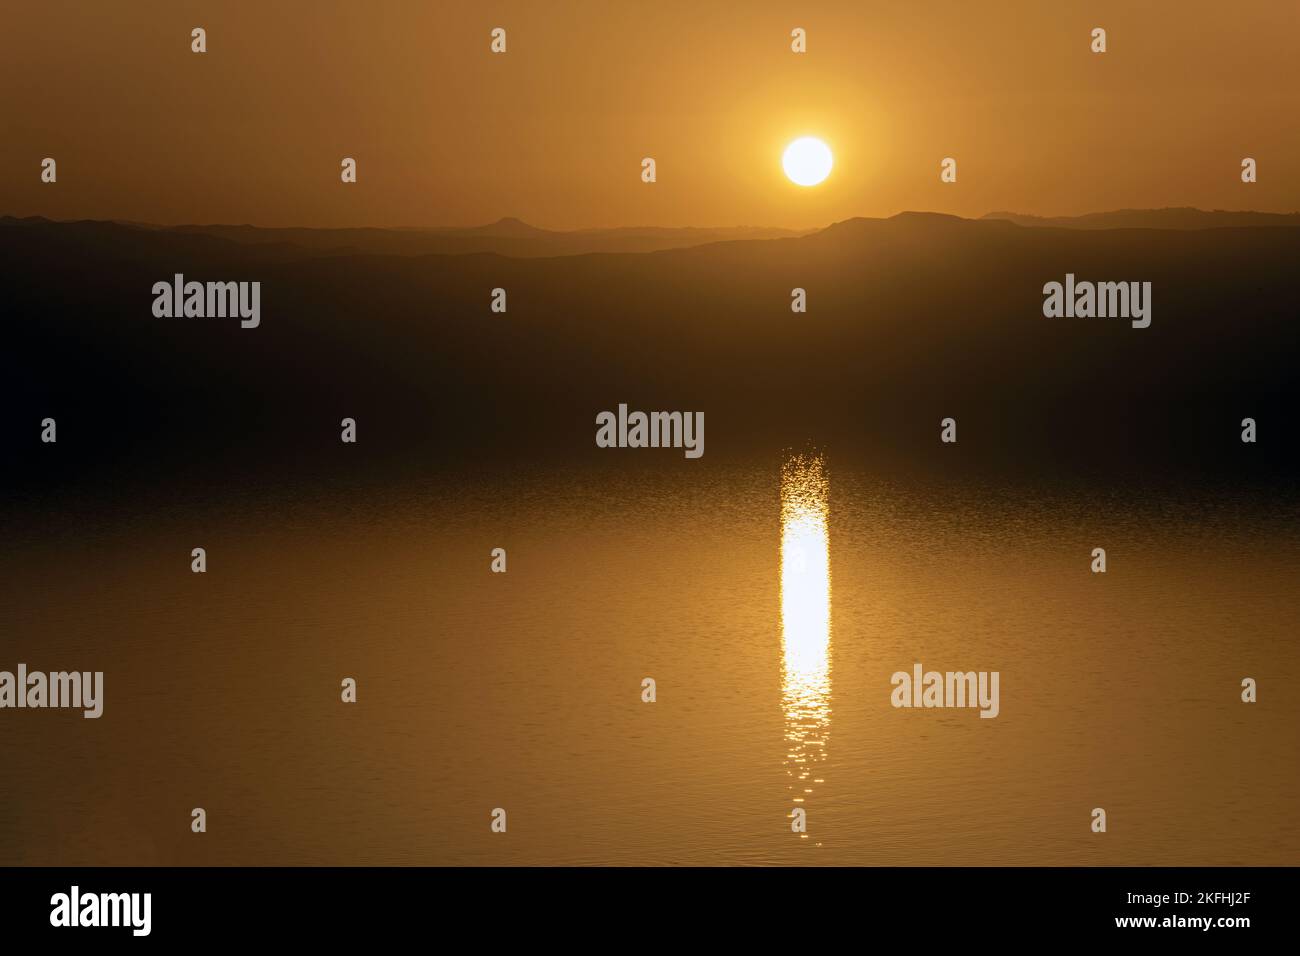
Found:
[1,215,803,260]
[982,208,1300,230]
[3,210,1297,499]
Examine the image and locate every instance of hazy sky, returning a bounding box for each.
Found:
[2,0,1297,229]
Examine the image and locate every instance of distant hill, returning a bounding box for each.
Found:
[2,215,804,259]
[3,210,1297,494]
[981,208,1300,230]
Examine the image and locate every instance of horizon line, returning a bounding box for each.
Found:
[6,206,1300,235]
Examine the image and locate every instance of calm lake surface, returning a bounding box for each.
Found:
[2,455,1297,865]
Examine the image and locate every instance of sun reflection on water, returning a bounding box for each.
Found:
[779,452,831,840]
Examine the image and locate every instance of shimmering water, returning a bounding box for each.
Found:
[2,457,1297,865]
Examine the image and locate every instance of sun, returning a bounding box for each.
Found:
[782,137,833,187]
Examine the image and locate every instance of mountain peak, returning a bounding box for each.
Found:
[471,217,552,238]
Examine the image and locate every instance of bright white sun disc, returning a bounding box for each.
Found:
[783,137,833,186]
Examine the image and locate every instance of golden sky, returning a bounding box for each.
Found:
[2,0,1296,229]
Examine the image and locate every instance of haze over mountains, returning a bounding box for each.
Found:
[4,209,1297,499]
[2,215,805,260]
[982,208,1300,231]
[5,207,1298,262]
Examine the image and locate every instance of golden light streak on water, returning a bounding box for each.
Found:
[779,452,831,841]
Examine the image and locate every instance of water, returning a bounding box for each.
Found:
[1,456,1297,865]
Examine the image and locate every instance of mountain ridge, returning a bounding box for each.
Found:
[3,208,1299,266]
